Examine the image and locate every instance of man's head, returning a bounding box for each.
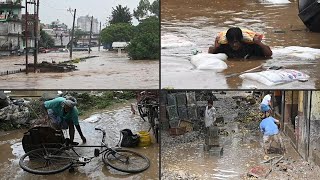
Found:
[62,96,77,112]
[208,99,213,108]
[226,27,243,51]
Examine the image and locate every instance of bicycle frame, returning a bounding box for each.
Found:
[39,128,128,167]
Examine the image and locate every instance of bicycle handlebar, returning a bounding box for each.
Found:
[95,128,106,134]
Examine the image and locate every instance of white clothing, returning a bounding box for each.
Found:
[261,94,271,106]
[204,106,216,128]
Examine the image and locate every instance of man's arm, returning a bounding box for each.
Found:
[253,35,272,57]
[75,125,86,143]
[208,36,221,54]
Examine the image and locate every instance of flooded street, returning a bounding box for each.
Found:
[161,91,320,179]
[0,48,159,89]
[0,104,159,180]
[161,0,320,89]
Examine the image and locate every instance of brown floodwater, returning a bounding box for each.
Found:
[161,0,320,89]
[161,121,317,179]
[0,48,159,89]
[0,105,159,180]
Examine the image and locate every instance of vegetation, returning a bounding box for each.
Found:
[133,0,159,21]
[101,23,134,44]
[101,0,159,60]
[109,5,132,25]
[127,16,159,60]
[39,29,55,48]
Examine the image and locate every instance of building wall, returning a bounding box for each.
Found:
[310,91,320,164]
[77,16,99,33]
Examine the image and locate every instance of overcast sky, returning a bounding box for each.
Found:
[22,0,151,28]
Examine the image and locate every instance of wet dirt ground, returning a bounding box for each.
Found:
[0,47,159,89]
[161,91,320,179]
[161,0,320,89]
[0,103,159,180]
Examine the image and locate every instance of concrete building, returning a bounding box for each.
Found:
[0,0,23,55]
[77,15,98,33]
[42,20,70,47]
[21,14,41,49]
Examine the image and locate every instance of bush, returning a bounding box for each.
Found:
[101,23,134,44]
[127,16,159,60]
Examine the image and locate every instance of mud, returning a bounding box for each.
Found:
[161,0,320,89]
[0,105,159,179]
[161,91,320,179]
[0,47,159,89]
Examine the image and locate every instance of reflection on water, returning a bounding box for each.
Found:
[161,0,320,89]
[0,106,159,180]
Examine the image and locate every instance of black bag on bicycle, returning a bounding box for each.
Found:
[120,129,140,147]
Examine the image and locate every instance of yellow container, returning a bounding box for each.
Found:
[138,131,151,147]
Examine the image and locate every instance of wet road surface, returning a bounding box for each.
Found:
[161,0,320,89]
[0,48,159,89]
[0,105,159,180]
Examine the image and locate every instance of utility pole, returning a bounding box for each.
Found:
[33,0,39,73]
[25,0,28,74]
[88,16,93,54]
[68,8,76,59]
[98,21,101,51]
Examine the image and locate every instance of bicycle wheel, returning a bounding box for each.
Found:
[19,148,73,175]
[103,149,150,173]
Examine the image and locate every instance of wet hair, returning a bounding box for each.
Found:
[208,99,213,105]
[226,27,243,42]
[265,91,272,95]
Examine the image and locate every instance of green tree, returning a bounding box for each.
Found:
[133,0,159,21]
[101,23,134,44]
[109,5,132,25]
[150,0,159,17]
[127,16,159,60]
[39,29,54,48]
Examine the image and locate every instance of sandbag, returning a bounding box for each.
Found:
[190,53,228,70]
[240,69,309,86]
[217,28,263,44]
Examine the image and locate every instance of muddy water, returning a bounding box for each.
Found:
[0,47,159,89]
[161,121,309,179]
[161,0,320,89]
[0,105,159,179]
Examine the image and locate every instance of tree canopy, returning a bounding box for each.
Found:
[39,29,54,48]
[109,5,132,25]
[133,0,159,21]
[101,23,134,44]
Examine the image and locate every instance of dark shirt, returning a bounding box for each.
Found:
[216,43,264,58]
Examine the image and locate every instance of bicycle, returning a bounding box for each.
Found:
[19,128,150,175]
[137,91,159,143]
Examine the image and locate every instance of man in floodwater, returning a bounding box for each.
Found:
[208,27,273,58]
[204,99,218,147]
[259,110,285,154]
[43,96,87,145]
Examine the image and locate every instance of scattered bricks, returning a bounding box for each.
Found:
[179,120,193,132]
[187,104,197,120]
[209,146,223,157]
[169,127,186,136]
[166,105,179,121]
[186,92,196,105]
[176,92,187,106]
[177,106,188,119]
[167,93,177,106]
[169,120,180,128]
